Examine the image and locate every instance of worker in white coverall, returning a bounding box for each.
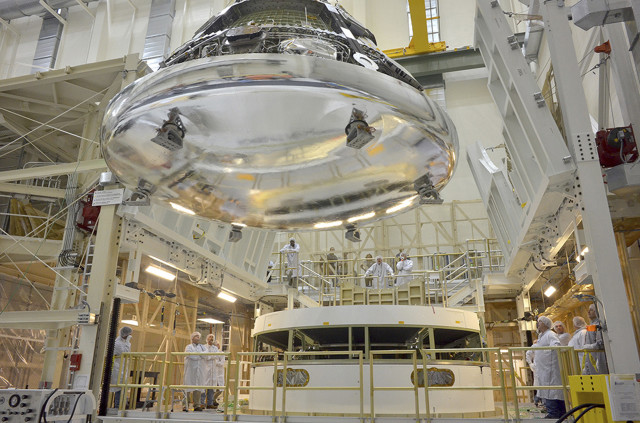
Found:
[184,332,206,411]
[534,316,566,419]
[364,256,394,288]
[553,321,571,346]
[395,252,413,285]
[568,316,592,374]
[111,326,132,408]
[280,238,300,286]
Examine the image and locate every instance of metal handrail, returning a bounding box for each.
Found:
[369,349,420,420]
[282,350,364,419]
[165,351,232,415]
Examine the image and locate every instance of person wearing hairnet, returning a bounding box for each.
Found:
[203,334,222,409]
[280,238,300,287]
[396,252,413,285]
[364,256,394,289]
[553,321,571,346]
[184,332,206,411]
[568,316,595,374]
[586,304,609,374]
[534,316,566,419]
[111,326,132,408]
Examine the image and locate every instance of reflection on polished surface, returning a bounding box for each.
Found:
[101,0,458,230]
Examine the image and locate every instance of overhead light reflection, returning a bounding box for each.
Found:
[170,202,196,215]
[386,195,418,214]
[314,220,343,229]
[121,319,139,326]
[347,211,375,223]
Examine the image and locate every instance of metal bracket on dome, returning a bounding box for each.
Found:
[151,107,186,151]
[414,174,443,204]
[122,179,155,206]
[345,224,361,242]
[228,223,244,243]
[345,108,375,149]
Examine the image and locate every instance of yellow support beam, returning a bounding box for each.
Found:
[384,0,446,59]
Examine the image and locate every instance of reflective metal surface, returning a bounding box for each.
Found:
[101,53,457,230]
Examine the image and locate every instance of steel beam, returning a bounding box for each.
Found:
[0,235,62,261]
[74,201,122,395]
[0,159,106,182]
[0,182,66,198]
[541,0,640,374]
[395,48,484,82]
[0,310,87,330]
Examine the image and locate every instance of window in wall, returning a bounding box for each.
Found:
[407,0,440,43]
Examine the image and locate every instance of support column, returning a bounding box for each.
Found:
[542,0,640,373]
[73,201,122,400]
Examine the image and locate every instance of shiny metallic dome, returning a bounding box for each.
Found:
[101,0,458,231]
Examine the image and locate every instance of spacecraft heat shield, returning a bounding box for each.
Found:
[100,0,459,230]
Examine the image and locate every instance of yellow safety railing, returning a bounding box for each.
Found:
[112,352,168,412]
[282,351,364,419]
[110,345,580,421]
[419,346,579,421]
[369,350,421,420]
[164,351,231,414]
[234,352,278,421]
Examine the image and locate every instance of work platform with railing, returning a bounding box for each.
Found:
[267,239,504,309]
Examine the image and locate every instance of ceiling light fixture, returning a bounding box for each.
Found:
[218,291,237,303]
[544,285,557,297]
[121,316,139,326]
[198,318,225,324]
[145,265,176,281]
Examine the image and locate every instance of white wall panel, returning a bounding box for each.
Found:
[0,16,42,77]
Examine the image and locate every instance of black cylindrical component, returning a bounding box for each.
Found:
[97,297,121,416]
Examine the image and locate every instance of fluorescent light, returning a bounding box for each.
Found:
[170,202,196,215]
[386,195,418,214]
[121,319,139,326]
[198,318,224,324]
[580,246,589,255]
[231,222,247,228]
[314,220,343,229]
[145,265,176,281]
[544,286,557,297]
[148,255,177,269]
[218,291,237,303]
[576,255,581,263]
[499,349,509,353]
[347,211,375,223]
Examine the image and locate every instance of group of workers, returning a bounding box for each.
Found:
[183,331,226,411]
[110,328,225,412]
[278,238,415,288]
[525,304,607,419]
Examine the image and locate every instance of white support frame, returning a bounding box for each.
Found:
[472,0,576,279]
[540,0,640,374]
